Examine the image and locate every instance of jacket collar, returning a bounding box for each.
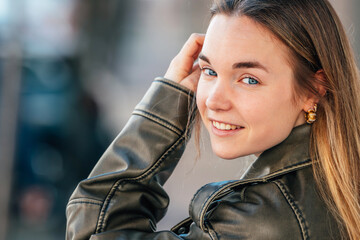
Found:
[242,124,311,180]
[188,124,312,231]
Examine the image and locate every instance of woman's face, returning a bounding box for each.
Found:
[196,15,308,159]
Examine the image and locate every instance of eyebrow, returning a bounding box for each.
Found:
[198,53,268,73]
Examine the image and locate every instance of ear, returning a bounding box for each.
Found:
[302,69,327,112]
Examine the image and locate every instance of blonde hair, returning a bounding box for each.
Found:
[210,0,360,239]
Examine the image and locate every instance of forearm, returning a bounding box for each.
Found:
[66,78,196,240]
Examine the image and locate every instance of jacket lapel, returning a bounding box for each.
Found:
[188,124,313,231]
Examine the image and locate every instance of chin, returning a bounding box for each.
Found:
[212,147,246,160]
[211,142,261,159]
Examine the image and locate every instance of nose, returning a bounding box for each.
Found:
[205,79,232,111]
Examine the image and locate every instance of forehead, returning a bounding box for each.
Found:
[202,14,291,69]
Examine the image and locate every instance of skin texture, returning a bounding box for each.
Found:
[165,14,317,159]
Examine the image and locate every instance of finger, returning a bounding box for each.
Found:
[190,64,201,82]
[179,34,205,74]
[181,63,201,92]
[192,42,204,61]
[191,62,200,73]
[164,34,205,85]
[179,33,205,60]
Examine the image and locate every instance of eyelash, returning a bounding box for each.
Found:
[200,67,260,85]
[242,76,259,85]
[201,67,217,77]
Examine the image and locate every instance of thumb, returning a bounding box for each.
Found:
[180,63,201,92]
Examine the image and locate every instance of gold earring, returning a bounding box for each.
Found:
[305,104,317,124]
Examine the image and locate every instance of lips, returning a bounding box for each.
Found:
[211,120,243,130]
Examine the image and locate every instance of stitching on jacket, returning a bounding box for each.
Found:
[189,183,212,218]
[197,183,236,230]
[68,197,103,206]
[95,132,187,234]
[154,79,194,97]
[204,220,218,240]
[208,228,218,240]
[271,159,312,176]
[68,201,102,207]
[244,160,312,182]
[132,109,183,136]
[239,186,248,201]
[273,180,309,240]
[195,161,312,230]
[245,159,312,180]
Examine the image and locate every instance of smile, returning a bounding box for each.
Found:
[212,120,243,130]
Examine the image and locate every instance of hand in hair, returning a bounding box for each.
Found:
[164,33,205,92]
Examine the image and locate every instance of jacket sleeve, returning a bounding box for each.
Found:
[65,78,206,240]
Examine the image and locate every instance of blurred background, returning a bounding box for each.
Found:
[0,0,358,239]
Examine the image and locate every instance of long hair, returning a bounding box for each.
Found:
[210,0,360,239]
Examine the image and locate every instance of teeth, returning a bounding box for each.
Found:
[212,121,241,130]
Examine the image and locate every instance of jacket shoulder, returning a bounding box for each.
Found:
[205,180,304,239]
[187,164,341,240]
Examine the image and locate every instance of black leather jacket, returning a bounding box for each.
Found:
[66,78,341,240]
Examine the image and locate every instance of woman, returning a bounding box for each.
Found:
[66,0,360,239]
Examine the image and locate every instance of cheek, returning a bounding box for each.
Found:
[244,88,299,125]
[273,97,302,127]
[232,89,270,121]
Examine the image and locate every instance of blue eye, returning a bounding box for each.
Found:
[203,68,217,77]
[242,77,259,85]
